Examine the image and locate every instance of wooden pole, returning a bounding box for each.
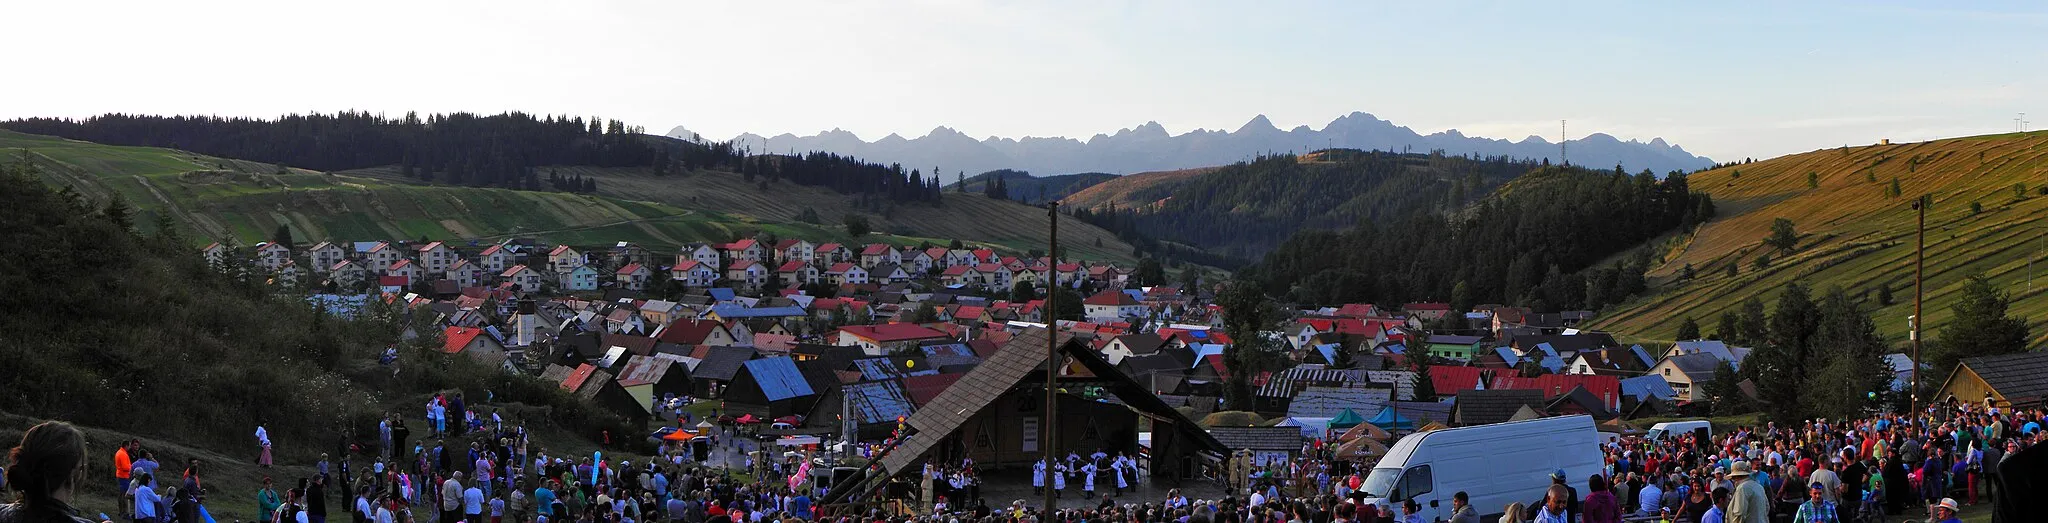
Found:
[1911,198,1924,413]
[1042,201,1060,514]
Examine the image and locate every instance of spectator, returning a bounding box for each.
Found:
[1582,475,1621,523]
[1793,482,1838,523]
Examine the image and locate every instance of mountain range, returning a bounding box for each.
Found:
[681,112,1716,178]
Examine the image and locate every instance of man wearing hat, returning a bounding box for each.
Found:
[1724,461,1769,523]
[1929,497,1962,523]
[1526,469,1578,523]
[1793,482,1839,523]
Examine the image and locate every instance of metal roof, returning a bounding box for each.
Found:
[844,380,917,424]
[742,357,816,402]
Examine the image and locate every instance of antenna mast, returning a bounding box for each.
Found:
[1560,120,1568,166]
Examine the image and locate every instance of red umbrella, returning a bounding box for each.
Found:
[734,414,761,424]
[662,430,698,442]
[774,415,803,426]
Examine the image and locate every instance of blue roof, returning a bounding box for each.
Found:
[1492,347,1520,367]
[352,242,381,253]
[710,304,807,319]
[1122,289,1145,302]
[852,358,939,381]
[1618,375,1677,401]
[1312,343,1339,364]
[843,380,916,424]
[741,358,815,401]
[1380,343,1406,355]
[919,342,981,367]
[708,288,736,302]
[1629,345,1657,368]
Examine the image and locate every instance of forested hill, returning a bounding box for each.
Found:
[0,112,945,204]
[1240,164,1715,309]
[1064,150,1545,259]
[956,169,1117,204]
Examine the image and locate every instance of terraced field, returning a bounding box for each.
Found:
[342,164,1140,263]
[1588,131,2048,347]
[4,130,1134,259]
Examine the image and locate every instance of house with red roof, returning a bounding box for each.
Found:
[1402,302,1452,321]
[386,259,424,286]
[1082,290,1146,321]
[1055,263,1083,285]
[777,260,820,285]
[201,242,229,265]
[500,264,543,293]
[975,263,1011,287]
[1427,366,1488,397]
[723,238,763,261]
[858,244,899,268]
[616,262,652,291]
[670,260,719,287]
[477,244,511,273]
[940,265,982,287]
[328,260,368,286]
[656,319,737,346]
[836,323,951,356]
[814,243,851,266]
[908,248,942,273]
[364,241,402,272]
[1489,374,1622,407]
[724,260,765,289]
[446,259,482,287]
[825,262,869,285]
[775,239,815,263]
[415,241,458,273]
[443,326,508,364]
[970,248,996,264]
[547,245,584,272]
[308,242,346,274]
[678,243,722,271]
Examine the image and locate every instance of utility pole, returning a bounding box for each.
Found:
[1910,198,1925,413]
[1041,200,1061,514]
[1560,120,1568,167]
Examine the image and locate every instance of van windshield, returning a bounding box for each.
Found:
[1647,428,1667,440]
[1361,467,1401,498]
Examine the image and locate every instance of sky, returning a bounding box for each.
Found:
[4,0,2045,161]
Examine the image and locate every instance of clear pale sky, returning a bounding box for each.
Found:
[5,0,2043,161]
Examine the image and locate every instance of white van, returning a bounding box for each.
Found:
[1647,420,1712,442]
[1360,415,1603,522]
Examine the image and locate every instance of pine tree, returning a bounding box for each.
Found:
[1806,287,1893,418]
[272,224,293,249]
[103,194,136,234]
[1933,275,2029,392]
[1676,317,1701,340]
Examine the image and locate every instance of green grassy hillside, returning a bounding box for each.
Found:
[4,130,1136,261]
[1588,131,2048,348]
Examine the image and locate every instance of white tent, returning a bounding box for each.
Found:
[1273,417,1333,439]
[776,435,822,446]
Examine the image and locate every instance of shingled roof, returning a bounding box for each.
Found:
[1452,389,1546,426]
[1948,351,2048,405]
[877,328,1224,477]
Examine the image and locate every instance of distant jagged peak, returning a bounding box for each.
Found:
[818,127,862,139]
[1518,135,1551,145]
[1236,114,1279,133]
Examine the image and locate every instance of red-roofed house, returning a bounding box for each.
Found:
[777,260,820,285]
[656,319,737,347]
[477,244,511,273]
[443,326,508,363]
[858,244,898,268]
[416,241,458,273]
[1427,366,1487,397]
[386,259,423,285]
[723,239,763,261]
[364,242,402,272]
[671,260,719,287]
[560,363,598,391]
[1489,374,1622,407]
[308,242,346,274]
[1402,302,1452,321]
[1055,263,1083,285]
[836,323,950,355]
[446,259,482,287]
[940,265,982,287]
[616,262,652,291]
[1083,290,1146,321]
[725,260,765,289]
[814,243,851,266]
[909,248,943,273]
[500,264,543,293]
[974,263,1011,287]
[825,263,869,285]
[548,245,584,272]
[970,248,996,264]
[776,239,815,263]
[1334,303,1379,319]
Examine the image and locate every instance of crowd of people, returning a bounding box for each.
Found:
[3,397,2041,523]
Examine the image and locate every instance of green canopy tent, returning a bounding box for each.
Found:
[1328,408,1367,429]
[1367,405,1415,431]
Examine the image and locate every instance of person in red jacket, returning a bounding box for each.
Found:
[1581,474,1623,523]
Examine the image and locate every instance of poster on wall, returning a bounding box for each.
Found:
[1021,417,1039,453]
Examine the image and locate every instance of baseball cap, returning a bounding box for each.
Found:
[1551,469,1567,480]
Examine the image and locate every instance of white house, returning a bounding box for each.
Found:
[255,242,292,271]
[825,263,869,285]
[501,265,544,293]
[616,263,652,291]
[548,245,584,273]
[680,244,721,271]
[364,242,403,272]
[307,242,347,273]
[1083,290,1147,321]
[671,260,719,287]
[477,244,512,273]
[416,241,459,273]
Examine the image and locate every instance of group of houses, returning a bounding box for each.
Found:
[204,236,1158,303]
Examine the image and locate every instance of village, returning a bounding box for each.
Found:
[198,233,2026,505]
